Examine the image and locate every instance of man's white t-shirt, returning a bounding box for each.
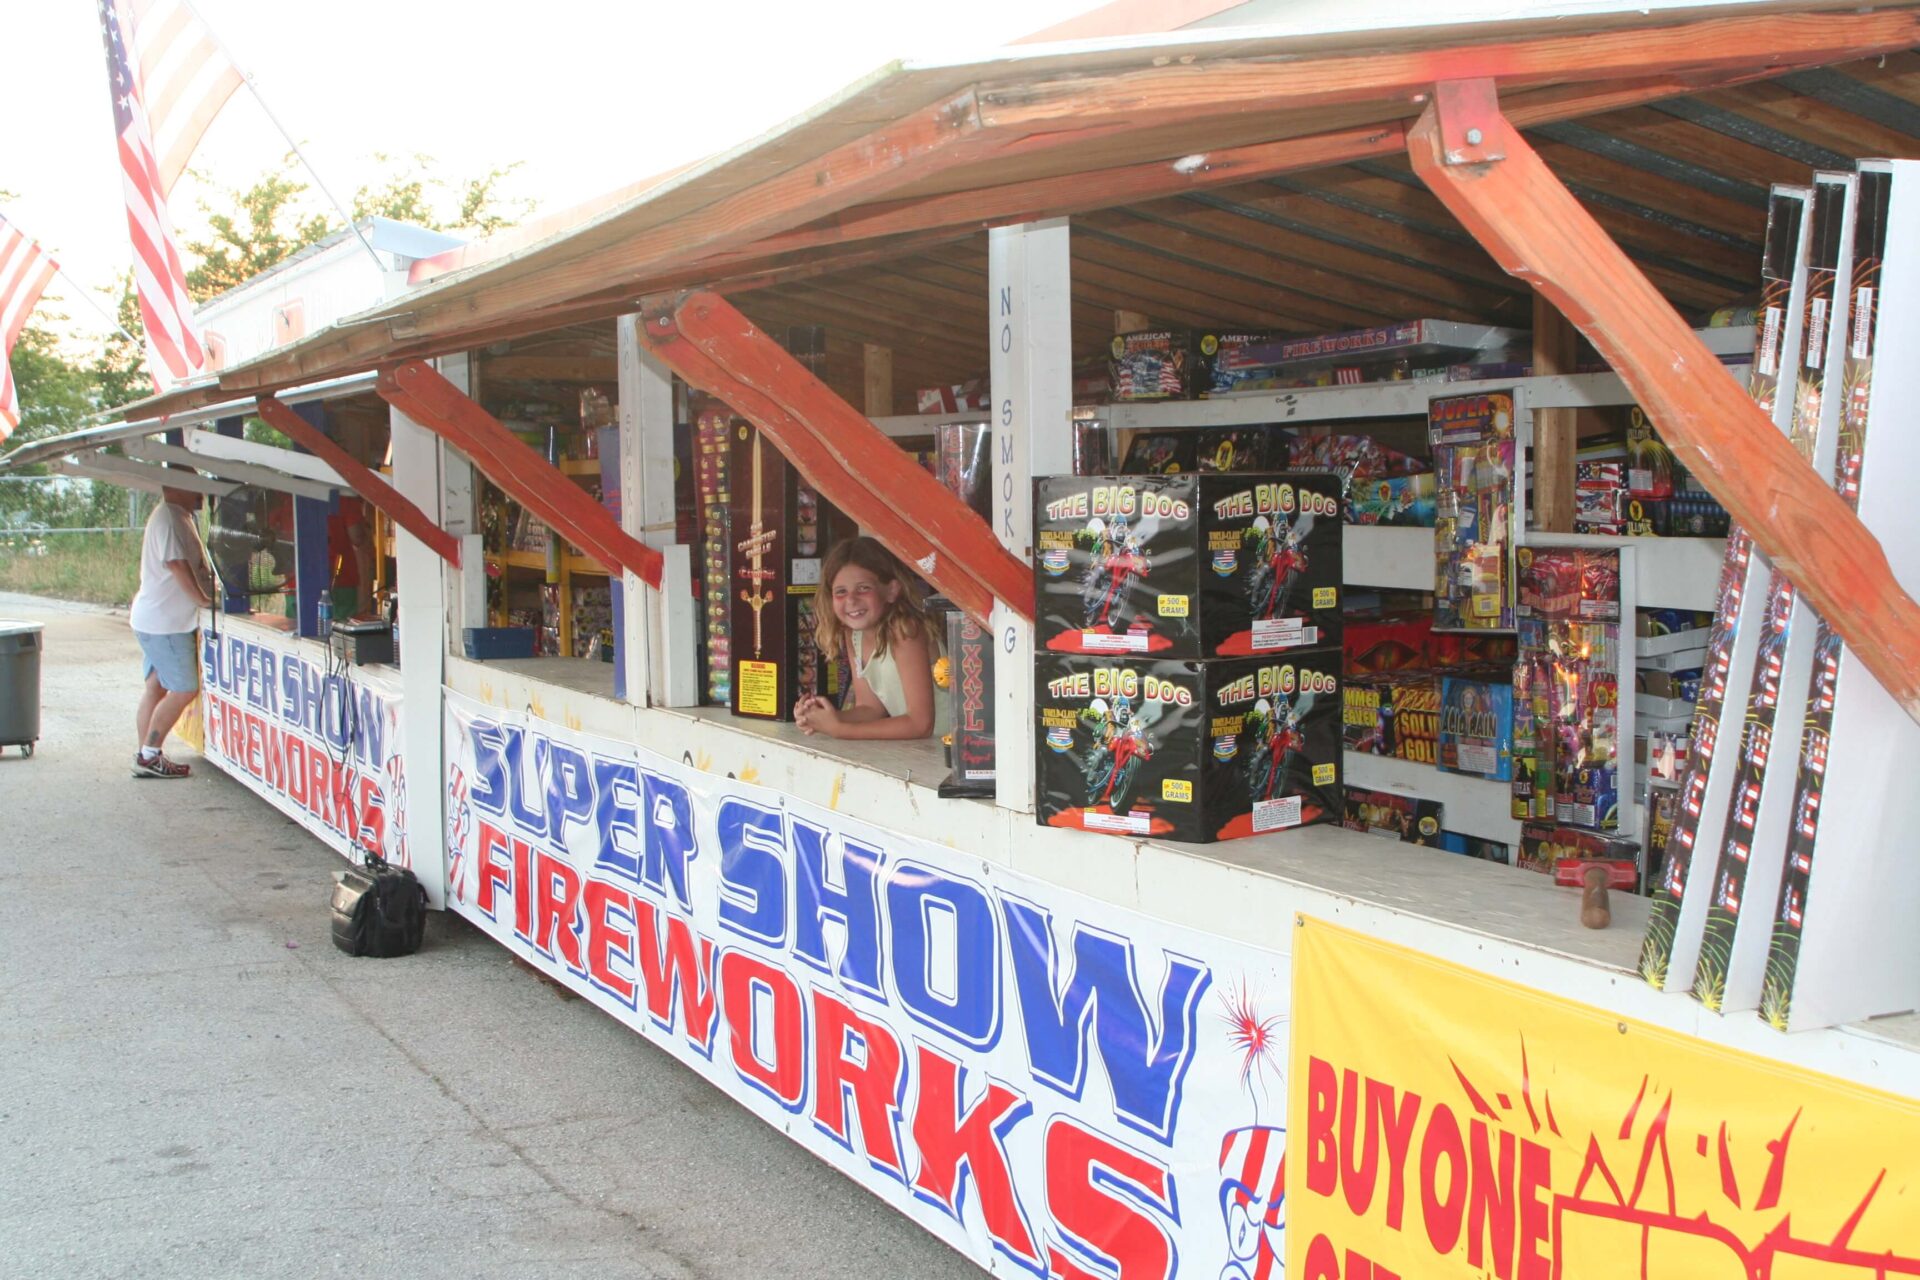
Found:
[129,500,206,635]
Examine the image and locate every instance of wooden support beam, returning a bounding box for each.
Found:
[637,290,1031,624]
[255,396,463,568]
[1530,291,1579,533]
[1410,79,1920,727]
[374,361,663,587]
[1113,310,1149,335]
[862,344,893,418]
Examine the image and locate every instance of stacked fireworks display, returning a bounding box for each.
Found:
[1638,184,1815,997]
[1430,392,1518,631]
[1641,161,1920,1032]
[1032,472,1343,843]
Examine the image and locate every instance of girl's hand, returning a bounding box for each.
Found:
[792,694,826,723]
[796,699,842,738]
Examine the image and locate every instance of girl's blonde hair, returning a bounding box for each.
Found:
[814,536,942,661]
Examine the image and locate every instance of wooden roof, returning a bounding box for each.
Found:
[114,2,1920,418]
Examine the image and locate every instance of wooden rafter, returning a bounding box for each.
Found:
[254,395,463,567]
[973,9,1920,133]
[1409,78,1920,726]
[375,361,663,587]
[637,290,1032,624]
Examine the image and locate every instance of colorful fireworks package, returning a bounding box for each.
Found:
[1034,473,1342,658]
[1343,786,1444,845]
[1438,675,1515,782]
[1035,649,1341,843]
[1109,331,1193,402]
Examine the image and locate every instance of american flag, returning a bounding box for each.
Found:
[0,218,60,443]
[123,0,244,198]
[98,0,210,385]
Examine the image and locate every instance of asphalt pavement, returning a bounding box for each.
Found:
[0,593,983,1279]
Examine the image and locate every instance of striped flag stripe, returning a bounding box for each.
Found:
[0,219,59,441]
[101,0,207,387]
[127,0,242,197]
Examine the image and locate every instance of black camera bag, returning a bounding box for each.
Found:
[330,855,428,957]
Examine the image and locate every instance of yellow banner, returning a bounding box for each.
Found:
[1286,917,1920,1279]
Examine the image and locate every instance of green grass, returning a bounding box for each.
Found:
[0,532,143,607]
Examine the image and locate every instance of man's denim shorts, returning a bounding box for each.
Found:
[136,630,199,693]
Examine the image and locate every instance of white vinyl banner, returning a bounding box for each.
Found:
[201,623,408,865]
[444,690,1295,1279]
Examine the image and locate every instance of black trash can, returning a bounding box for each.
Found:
[0,620,44,757]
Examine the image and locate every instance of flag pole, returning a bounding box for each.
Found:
[178,0,387,277]
[53,264,141,347]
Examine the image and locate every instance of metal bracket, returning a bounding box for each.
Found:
[1433,78,1505,166]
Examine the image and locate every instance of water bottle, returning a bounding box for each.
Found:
[318,593,333,640]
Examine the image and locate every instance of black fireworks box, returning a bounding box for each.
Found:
[1034,649,1342,844]
[1034,472,1342,660]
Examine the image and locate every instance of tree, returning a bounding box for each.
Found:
[353,153,535,236]
[184,158,335,302]
[182,153,537,304]
[4,311,140,530]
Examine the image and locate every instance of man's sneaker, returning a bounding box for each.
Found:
[133,752,191,779]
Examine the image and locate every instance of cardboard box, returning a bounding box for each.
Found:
[1343,786,1444,845]
[1518,821,1639,887]
[939,611,996,798]
[1034,473,1343,659]
[1341,676,1439,764]
[1438,675,1514,781]
[1344,612,1435,677]
[1109,331,1193,402]
[1034,650,1342,843]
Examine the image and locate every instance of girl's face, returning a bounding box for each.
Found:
[830,562,898,631]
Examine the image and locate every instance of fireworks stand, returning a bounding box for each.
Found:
[16,11,1920,1275]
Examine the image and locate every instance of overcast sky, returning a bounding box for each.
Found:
[3,0,1100,344]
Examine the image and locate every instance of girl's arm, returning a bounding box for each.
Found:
[805,631,937,740]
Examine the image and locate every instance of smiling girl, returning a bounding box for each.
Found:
[794,536,940,740]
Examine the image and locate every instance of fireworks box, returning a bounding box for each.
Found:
[1341,676,1439,764]
[1516,821,1639,886]
[1342,786,1444,845]
[1344,612,1435,677]
[1118,432,1197,475]
[1109,331,1193,402]
[1438,675,1514,781]
[938,611,996,800]
[1196,427,1279,473]
[1034,473,1343,659]
[724,418,857,720]
[1035,650,1342,844]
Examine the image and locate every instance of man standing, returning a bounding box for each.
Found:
[131,483,214,778]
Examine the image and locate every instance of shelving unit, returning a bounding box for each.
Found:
[1059,355,1743,850]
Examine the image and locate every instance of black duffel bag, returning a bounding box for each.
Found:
[330,855,428,957]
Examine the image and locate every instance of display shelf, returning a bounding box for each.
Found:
[1342,525,1433,592]
[559,458,602,476]
[566,554,609,577]
[869,410,988,439]
[1523,531,1724,610]
[1343,750,1522,847]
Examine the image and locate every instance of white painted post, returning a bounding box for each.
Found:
[989,220,1074,814]
[385,355,465,908]
[617,314,698,706]
[437,351,486,633]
